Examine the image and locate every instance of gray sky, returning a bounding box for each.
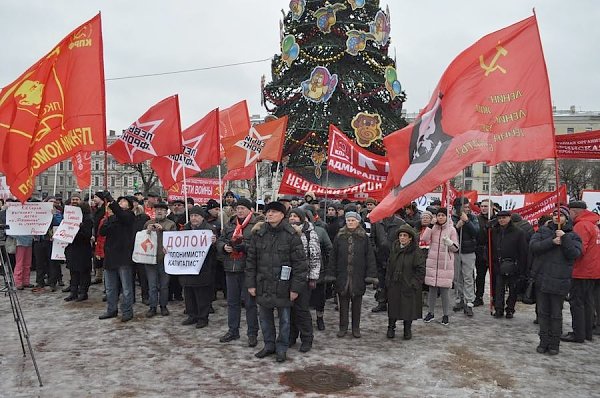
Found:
[1,1,599,132]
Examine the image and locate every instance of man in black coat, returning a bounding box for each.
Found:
[64,202,93,302]
[490,210,528,318]
[246,201,308,363]
[98,192,136,322]
[474,199,495,307]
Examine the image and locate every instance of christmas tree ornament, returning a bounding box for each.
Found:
[346,0,365,11]
[301,66,338,103]
[384,65,402,99]
[281,34,300,66]
[369,10,391,45]
[290,0,306,21]
[313,3,347,33]
[311,150,326,179]
[351,112,382,147]
[345,30,376,56]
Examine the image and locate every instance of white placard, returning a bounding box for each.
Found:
[51,239,68,261]
[415,192,442,211]
[581,191,600,214]
[52,205,83,243]
[477,194,525,211]
[6,202,54,235]
[163,230,214,275]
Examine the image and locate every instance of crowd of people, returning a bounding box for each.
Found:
[1,188,599,362]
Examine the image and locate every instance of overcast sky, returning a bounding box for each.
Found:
[1,1,599,132]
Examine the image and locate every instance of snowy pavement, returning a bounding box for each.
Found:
[1,269,599,398]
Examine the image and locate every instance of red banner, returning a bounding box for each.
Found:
[441,183,478,210]
[72,151,91,189]
[371,16,555,222]
[0,14,106,201]
[327,124,388,182]
[514,185,567,226]
[223,164,255,181]
[108,95,182,164]
[278,169,385,201]
[167,178,223,204]
[555,130,600,159]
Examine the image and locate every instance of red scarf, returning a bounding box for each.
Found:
[231,212,253,259]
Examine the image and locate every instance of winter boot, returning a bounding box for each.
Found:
[387,318,396,339]
[316,316,325,331]
[452,301,464,312]
[371,302,387,313]
[403,320,412,340]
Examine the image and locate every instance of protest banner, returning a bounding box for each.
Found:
[167,178,223,204]
[278,169,385,201]
[51,239,68,261]
[52,205,82,243]
[6,202,53,235]
[163,230,214,275]
[581,190,600,214]
[511,185,567,226]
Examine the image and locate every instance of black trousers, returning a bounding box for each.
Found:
[537,290,564,350]
[290,285,313,343]
[132,262,148,301]
[169,276,183,300]
[183,285,213,323]
[493,271,518,313]
[475,247,488,300]
[569,279,596,341]
[338,294,363,331]
[33,240,61,286]
[70,268,91,295]
[309,282,326,313]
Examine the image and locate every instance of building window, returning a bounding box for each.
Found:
[68,176,73,186]
[123,176,128,186]
[110,176,116,186]
[548,183,555,192]
[465,165,473,178]
[95,162,100,171]
[482,181,489,192]
[133,176,138,186]
[43,176,48,185]
[94,176,100,187]
[567,127,574,133]
[59,162,64,171]
[59,176,64,185]
[465,180,473,190]
[68,162,72,171]
[482,164,489,174]
[586,127,593,131]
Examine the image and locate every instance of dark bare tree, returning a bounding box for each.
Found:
[494,160,550,193]
[558,159,594,199]
[124,161,159,195]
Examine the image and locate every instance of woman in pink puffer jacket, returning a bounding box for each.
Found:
[421,211,458,325]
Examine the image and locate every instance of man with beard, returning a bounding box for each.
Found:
[217,198,261,347]
[205,199,224,312]
[91,191,110,285]
[98,193,136,322]
[474,199,496,307]
[246,201,308,363]
[167,199,186,301]
[143,202,177,318]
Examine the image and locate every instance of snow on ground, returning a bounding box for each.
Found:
[1,268,599,398]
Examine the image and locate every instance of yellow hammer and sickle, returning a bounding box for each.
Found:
[479,45,508,76]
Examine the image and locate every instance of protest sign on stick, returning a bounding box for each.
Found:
[163,230,214,275]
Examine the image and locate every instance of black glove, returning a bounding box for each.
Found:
[103,190,114,203]
[233,243,246,254]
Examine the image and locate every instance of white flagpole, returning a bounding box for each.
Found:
[255,162,260,211]
[181,159,189,225]
[52,163,59,196]
[218,164,224,232]
[272,162,280,202]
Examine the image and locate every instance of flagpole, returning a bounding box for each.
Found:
[103,150,108,189]
[218,164,224,232]
[323,167,330,218]
[181,159,189,225]
[52,164,59,196]
[487,164,494,315]
[255,163,260,211]
[271,161,280,202]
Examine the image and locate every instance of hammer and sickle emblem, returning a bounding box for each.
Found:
[479,45,508,76]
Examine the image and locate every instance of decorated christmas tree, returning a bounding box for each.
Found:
[262,0,407,178]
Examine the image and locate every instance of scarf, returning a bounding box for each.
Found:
[230,212,253,259]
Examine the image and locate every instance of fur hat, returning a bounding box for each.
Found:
[421,210,434,220]
[116,196,134,210]
[304,191,316,202]
[147,190,160,198]
[153,202,168,210]
[206,199,220,211]
[189,206,206,217]
[94,191,106,200]
[345,211,361,221]
[264,201,287,215]
[236,198,253,211]
[365,197,377,205]
[568,200,587,210]
[496,210,511,217]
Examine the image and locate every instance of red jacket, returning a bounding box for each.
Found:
[572,210,600,279]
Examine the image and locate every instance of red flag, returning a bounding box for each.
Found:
[222,116,288,170]
[514,185,567,227]
[108,95,182,164]
[151,108,220,189]
[327,124,388,182]
[219,100,250,139]
[223,164,255,181]
[555,130,600,159]
[72,151,92,189]
[0,14,106,201]
[371,15,554,222]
